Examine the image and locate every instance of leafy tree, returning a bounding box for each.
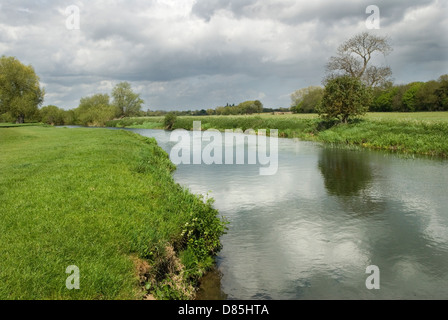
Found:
[236,100,263,114]
[0,56,45,123]
[371,78,448,112]
[164,112,177,130]
[0,111,15,123]
[390,84,408,112]
[111,82,144,117]
[435,74,448,111]
[318,75,372,123]
[402,82,423,112]
[75,93,116,126]
[40,105,65,125]
[416,80,441,111]
[253,100,263,113]
[215,106,226,115]
[63,109,77,125]
[326,32,392,87]
[291,86,324,113]
[371,84,396,112]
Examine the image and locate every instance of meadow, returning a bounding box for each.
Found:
[0,126,226,299]
[107,112,448,157]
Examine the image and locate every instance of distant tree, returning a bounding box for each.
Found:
[206,108,215,115]
[371,86,397,112]
[111,82,144,118]
[318,76,372,123]
[435,74,448,111]
[217,105,237,115]
[402,82,424,112]
[75,93,116,126]
[215,106,225,115]
[164,112,177,130]
[63,109,77,125]
[254,100,263,113]
[236,100,263,114]
[40,105,65,125]
[291,86,324,113]
[416,81,441,111]
[0,56,45,123]
[326,32,392,87]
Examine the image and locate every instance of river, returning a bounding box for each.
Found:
[118,128,448,299]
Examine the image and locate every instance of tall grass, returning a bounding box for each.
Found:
[316,120,448,156]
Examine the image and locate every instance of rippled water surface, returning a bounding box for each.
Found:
[130,128,448,300]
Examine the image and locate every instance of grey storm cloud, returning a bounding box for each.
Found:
[191,0,257,21]
[191,0,437,26]
[0,0,446,110]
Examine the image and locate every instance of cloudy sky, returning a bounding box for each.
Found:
[0,0,447,110]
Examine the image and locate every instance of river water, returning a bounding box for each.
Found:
[126,128,448,299]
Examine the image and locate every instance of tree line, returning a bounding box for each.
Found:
[0,54,266,125]
[1,82,145,126]
[371,77,448,112]
[147,103,289,117]
[291,75,448,114]
[0,54,146,125]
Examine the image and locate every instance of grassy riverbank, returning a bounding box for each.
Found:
[0,126,226,299]
[107,112,448,157]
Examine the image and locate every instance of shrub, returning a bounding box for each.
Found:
[318,76,372,123]
[164,113,177,130]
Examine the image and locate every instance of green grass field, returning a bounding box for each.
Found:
[365,112,448,122]
[107,112,448,157]
[0,126,226,299]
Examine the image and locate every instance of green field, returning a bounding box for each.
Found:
[365,112,448,122]
[0,126,226,299]
[106,112,448,157]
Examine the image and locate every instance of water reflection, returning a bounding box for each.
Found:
[195,266,228,300]
[123,128,448,300]
[318,148,372,197]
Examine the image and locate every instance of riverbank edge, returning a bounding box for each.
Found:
[116,129,228,301]
[106,115,448,158]
[0,126,226,300]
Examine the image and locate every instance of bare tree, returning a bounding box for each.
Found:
[326,32,392,87]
